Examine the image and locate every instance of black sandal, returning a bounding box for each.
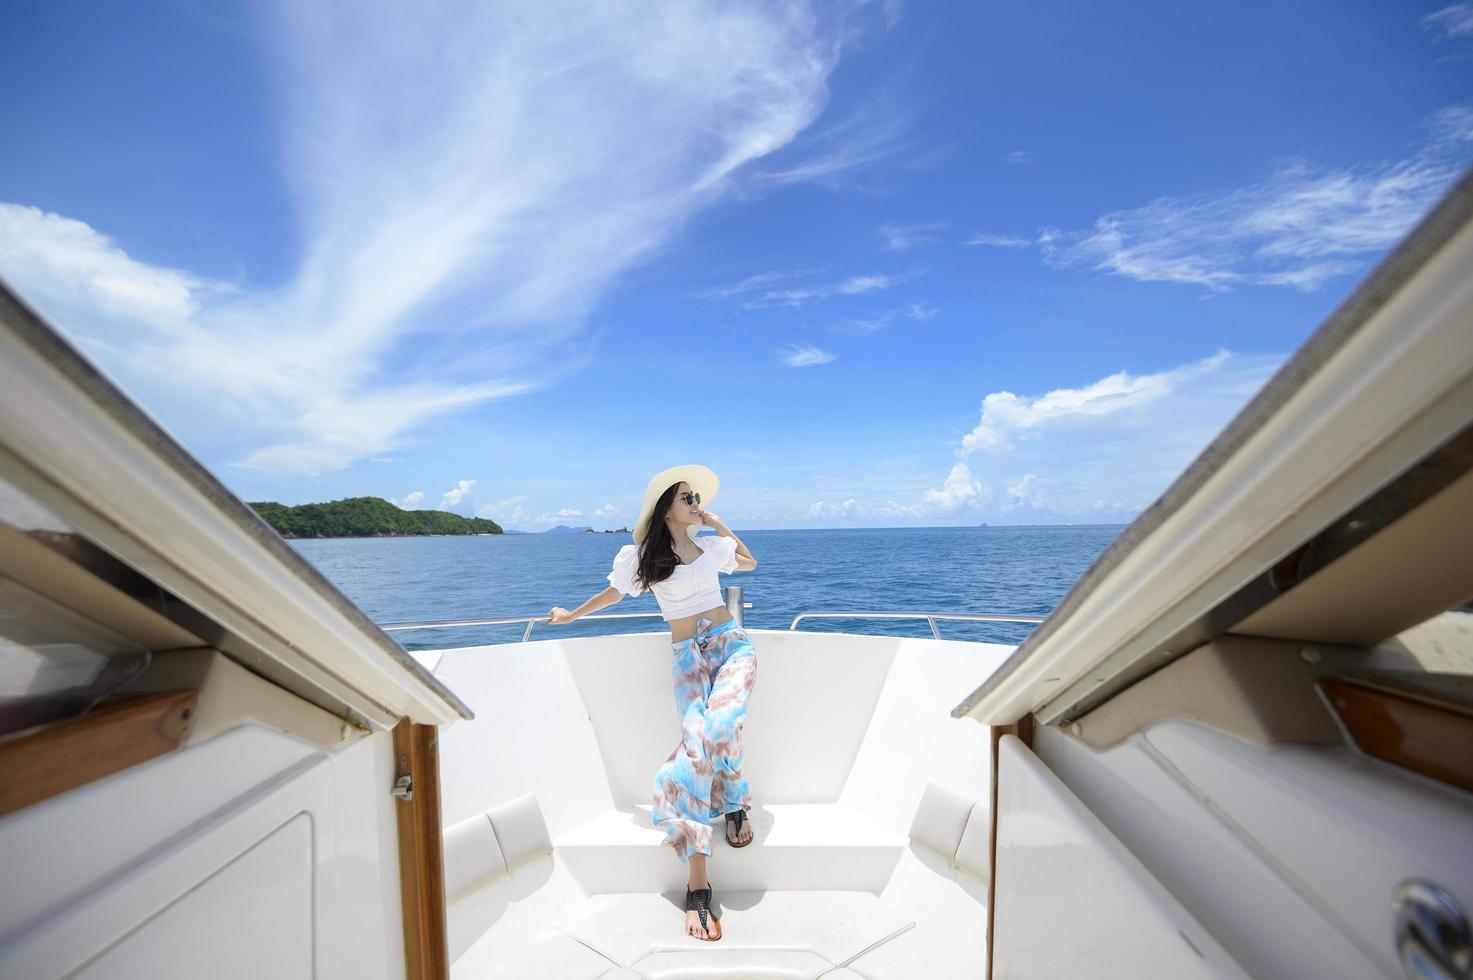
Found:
[725,809,752,848]
[684,880,721,941]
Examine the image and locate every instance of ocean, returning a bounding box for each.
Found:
[289,525,1124,652]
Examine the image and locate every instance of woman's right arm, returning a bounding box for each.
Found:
[547,586,623,625]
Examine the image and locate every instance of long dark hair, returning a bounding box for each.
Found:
[635,483,685,592]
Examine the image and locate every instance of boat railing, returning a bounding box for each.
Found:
[788,611,1046,640]
[379,587,1047,644]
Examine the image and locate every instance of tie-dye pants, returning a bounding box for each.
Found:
[652,616,758,863]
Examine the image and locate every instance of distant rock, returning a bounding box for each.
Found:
[544,524,595,534]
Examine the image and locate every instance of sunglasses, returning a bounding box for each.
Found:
[677,491,702,506]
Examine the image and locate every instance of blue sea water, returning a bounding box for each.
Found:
[289,525,1124,652]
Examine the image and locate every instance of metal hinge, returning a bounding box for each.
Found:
[391,773,413,802]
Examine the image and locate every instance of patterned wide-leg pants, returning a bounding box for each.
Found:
[652,616,758,863]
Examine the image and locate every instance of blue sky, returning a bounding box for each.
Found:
[2,0,1470,531]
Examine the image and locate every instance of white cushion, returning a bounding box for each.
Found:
[444,813,509,903]
[906,781,975,862]
[487,793,553,871]
[953,800,989,881]
[558,891,913,968]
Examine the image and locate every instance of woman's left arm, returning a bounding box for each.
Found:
[703,512,757,570]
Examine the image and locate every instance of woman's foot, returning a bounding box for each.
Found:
[725,809,753,847]
[684,876,719,940]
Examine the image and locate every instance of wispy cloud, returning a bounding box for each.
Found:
[781,343,837,367]
[695,266,831,300]
[879,221,945,250]
[961,350,1230,453]
[0,2,864,475]
[747,92,912,190]
[1422,3,1473,40]
[1035,106,1473,292]
[906,302,938,320]
[1004,150,1033,164]
[832,311,895,335]
[737,272,911,310]
[962,232,1035,248]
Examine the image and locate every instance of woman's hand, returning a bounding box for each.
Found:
[698,509,728,533]
[547,606,577,626]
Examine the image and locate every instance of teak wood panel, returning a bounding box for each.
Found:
[0,689,197,818]
[1319,674,1473,793]
[393,719,449,980]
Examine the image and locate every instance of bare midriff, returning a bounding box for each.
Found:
[667,605,733,643]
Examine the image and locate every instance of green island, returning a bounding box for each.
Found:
[248,496,503,538]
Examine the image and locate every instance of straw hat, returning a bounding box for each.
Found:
[632,464,719,544]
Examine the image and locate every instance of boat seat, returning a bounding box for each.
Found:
[445,789,986,979]
[554,803,907,893]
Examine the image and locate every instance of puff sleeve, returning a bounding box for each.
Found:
[699,533,740,574]
[607,543,646,596]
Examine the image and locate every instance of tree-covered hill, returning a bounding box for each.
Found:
[248,496,503,538]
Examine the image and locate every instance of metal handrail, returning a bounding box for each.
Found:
[380,611,666,642]
[788,611,1046,641]
[380,606,1046,643]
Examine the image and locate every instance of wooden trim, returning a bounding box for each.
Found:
[393,719,449,980]
[0,690,197,818]
[986,713,1033,980]
[1319,674,1473,793]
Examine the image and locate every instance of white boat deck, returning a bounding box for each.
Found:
[428,628,1012,979]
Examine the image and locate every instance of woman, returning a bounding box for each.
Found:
[545,464,759,942]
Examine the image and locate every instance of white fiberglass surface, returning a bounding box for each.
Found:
[429,629,1013,978]
[430,630,1013,838]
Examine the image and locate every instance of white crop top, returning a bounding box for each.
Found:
[606,533,740,621]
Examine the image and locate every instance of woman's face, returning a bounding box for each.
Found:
[663,481,702,536]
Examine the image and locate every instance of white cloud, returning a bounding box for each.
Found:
[961,350,1230,454]
[806,462,989,521]
[369,456,402,463]
[1006,474,1043,509]
[921,462,990,511]
[0,205,213,327]
[781,343,837,367]
[476,495,529,526]
[962,232,1035,248]
[0,1,865,475]
[1004,150,1033,164]
[804,350,1281,525]
[440,479,476,509]
[534,508,586,525]
[879,221,945,250]
[1038,110,1473,292]
[1423,3,1473,40]
[592,503,620,518]
[907,302,938,320]
[392,490,425,509]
